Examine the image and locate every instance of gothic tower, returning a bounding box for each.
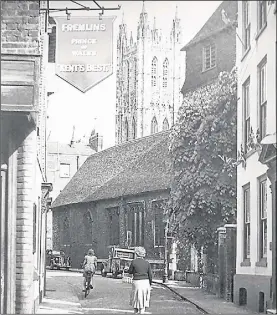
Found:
[115,2,184,144]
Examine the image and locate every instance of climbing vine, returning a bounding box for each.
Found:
[169,68,237,250]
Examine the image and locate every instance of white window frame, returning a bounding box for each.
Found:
[259,177,267,259]
[151,116,158,134]
[243,78,251,152]
[258,59,267,139]
[242,1,251,52]
[257,0,267,31]
[60,163,70,178]
[202,43,216,71]
[243,185,251,260]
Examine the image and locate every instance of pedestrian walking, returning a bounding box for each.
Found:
[128,246,152,314]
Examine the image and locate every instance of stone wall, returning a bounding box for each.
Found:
[52,190,170,268]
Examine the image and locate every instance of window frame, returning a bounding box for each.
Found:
[162,59,169,88]
[257,0,267,32]
[107,207,120,246]
[162,118,169,131]
[258,58,267,140]
[151,116,158,134]
[242,1,251,52]
[202,42,216,72]
[151,57,158,87]
[59,163,70,178]
[242,78,251,152]
[258,177,267,260]
[243,184,251,260]
[152,200,165,247]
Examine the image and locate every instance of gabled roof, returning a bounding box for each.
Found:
[181,1,237,51]
[52,131,171,208]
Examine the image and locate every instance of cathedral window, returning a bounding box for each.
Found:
[151,57,158,87]
[134,59,137,93]
[125,118,129,141]
[126,61,130,97]
[162,118,169,131]
[83,211,93,246]
[162,59,169,88]
[151,116,158,134]
[132,117,136,139]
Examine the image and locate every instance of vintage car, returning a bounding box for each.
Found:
[47,250,71,271]
[101,246,136,278]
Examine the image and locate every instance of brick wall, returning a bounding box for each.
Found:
[16,128,36,314]
[1,1,40,55]
[181,27,236,95]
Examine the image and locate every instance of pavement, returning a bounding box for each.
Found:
[153,279,257,315]
[38,270,256,314]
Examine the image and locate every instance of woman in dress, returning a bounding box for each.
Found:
[128,247,152,314]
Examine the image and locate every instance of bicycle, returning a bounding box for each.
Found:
[84,271,93,298]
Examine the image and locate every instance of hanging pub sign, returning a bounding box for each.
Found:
[54,16,115,93]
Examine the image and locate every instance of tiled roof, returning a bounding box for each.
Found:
[47,142,94,156]
[181,1,237,50]
[52,131,171,208]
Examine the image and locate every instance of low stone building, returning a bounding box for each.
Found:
[51,131,171,268]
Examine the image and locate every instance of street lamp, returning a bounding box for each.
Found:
[163,219,169,283]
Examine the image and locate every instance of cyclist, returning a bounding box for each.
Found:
[82,249,97,292]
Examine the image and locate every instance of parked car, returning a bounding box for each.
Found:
[101,246,136,278]
[47,249,71,271]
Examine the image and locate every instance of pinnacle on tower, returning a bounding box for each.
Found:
[153,16,156,30]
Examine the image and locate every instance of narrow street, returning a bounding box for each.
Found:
[41,270,203,314]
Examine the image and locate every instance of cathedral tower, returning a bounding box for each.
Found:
[115,2,184,144]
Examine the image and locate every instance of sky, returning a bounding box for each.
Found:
[46,0,222,149]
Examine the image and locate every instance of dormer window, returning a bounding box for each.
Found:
[202,43,216,71]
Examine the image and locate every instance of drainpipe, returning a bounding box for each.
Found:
[76,156,79,170]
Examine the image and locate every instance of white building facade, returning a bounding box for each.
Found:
[234,1,276,313]
[115,4,184,144]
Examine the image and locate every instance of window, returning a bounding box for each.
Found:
[258,59,267,139]
[126,61,130,97]
[203,43,216,71]
[162,59,169,88]
[162,118,169,131]
[151,57,158,87]
[151,117,158,134]
[258,1,267,31]
[63,216,70,246]
[259,178,267,259]
[126,203,144,246]
[243,185,250,259]
[60,163,70,178]
[242,1,251,52]
[132,117,136,139]
[134,59,137,93]
[243,79,251,152]
[33,203,37,254]
[152,200,165,247]
[125,118,129,141]
[48,25,56,63]
[107,207,120,246]
[83,211,93,246]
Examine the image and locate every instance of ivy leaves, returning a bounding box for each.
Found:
[169,69,237,249]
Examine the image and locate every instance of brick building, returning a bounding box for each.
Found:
[1,1,52,313]
[234,1,276,313]
[51,131,171,269]
[181,0,237,96]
